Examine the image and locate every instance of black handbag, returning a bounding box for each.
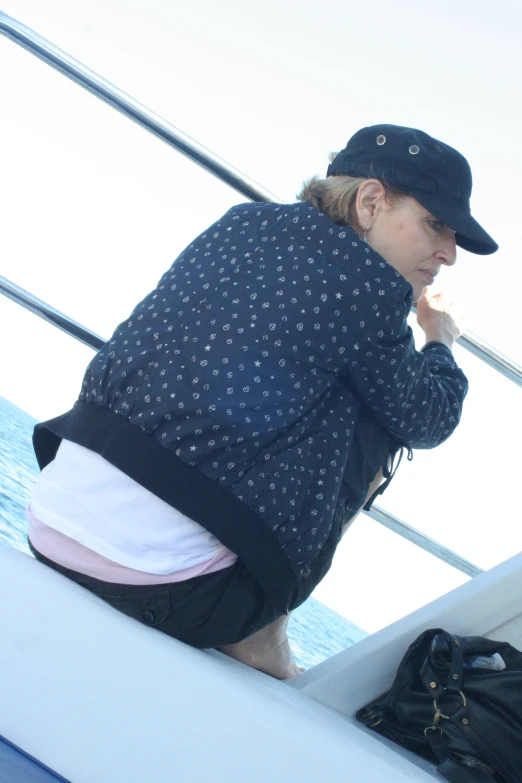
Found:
[356,628,522,783]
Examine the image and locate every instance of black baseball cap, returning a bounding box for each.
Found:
[326,124,498,255]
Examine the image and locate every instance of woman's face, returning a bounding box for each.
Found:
[361,188,457,302]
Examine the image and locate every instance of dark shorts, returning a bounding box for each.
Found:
[29,541,283,649]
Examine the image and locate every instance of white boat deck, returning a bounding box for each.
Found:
[1,10,521,783]
[1,543,521,782]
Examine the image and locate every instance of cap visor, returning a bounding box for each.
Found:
[409,193,498,255]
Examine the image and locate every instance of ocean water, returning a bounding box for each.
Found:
[0,395,367,669]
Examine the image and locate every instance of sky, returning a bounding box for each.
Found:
[0,0,521,633]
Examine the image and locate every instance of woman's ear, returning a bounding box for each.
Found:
[355,179,387,230]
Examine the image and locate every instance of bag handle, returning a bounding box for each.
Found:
[427,729,496,783]
[425,649,520,783]
[438,758,496,783]
[421,631,464,697]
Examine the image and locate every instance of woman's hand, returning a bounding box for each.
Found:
[416,289,465,349]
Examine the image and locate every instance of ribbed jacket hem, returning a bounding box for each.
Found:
[33,402,297,613]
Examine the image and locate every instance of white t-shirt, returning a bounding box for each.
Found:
[30,439,233,575]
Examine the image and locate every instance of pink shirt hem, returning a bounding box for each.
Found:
[27,508,238,585]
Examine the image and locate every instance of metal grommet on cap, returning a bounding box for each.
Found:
[409,144,420,155]
[376,134,386,145]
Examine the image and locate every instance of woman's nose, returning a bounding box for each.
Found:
[438,235,457,267]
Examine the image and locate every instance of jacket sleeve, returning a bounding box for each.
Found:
[344,303,468,449]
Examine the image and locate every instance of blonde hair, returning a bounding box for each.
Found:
[297,155,405,230]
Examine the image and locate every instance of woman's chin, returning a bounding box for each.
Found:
[412,284,426,303]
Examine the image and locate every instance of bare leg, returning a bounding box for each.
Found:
[219,613,300,680]
[219,467,388,679]
[341,466,386,538]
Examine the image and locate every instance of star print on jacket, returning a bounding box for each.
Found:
[34,201,468,608]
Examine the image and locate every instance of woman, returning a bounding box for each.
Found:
[28,124,497,679]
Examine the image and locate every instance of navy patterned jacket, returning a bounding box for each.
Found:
[33,201,468,611]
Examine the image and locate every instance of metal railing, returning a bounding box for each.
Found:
[3,270,520,389]
[1,11,519,578]
[365,506,482,577]
[0,12,279,205]
[0,268,488,578]
[458,331,522,388]
[0,274,104,351]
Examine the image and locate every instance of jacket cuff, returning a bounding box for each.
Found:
[420,341,454,355]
